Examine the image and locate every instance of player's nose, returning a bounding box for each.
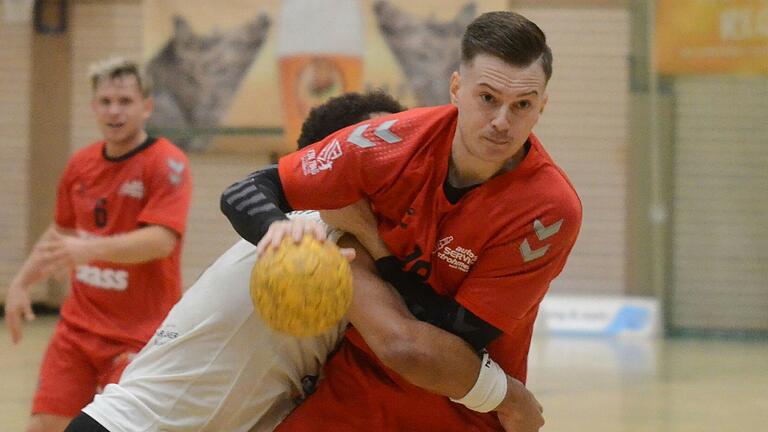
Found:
[490,107,510,132]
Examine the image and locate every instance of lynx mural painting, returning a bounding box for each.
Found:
[373,1,476,106]
[146,14,271,151]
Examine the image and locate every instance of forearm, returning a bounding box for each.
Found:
[344,238,480,399]
[84,225,178,264]
[373,256,502,351]
[10,225,63,288]
[349,264,534,419]
[351,279,480,398]
[11,252,50,290]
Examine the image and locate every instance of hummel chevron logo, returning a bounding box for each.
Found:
[519,239,549,263]
[167,158,185,174]
[348,124,373,148]
[374,120,402,143]
[534,219,563,240]
[346,120,401,148]
[519,219,564,263]
[167,158,185,185]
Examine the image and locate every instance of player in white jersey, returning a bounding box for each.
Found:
[85,212,344,432]
[65,92,407,432]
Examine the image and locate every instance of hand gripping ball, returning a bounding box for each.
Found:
[250,235,353,337]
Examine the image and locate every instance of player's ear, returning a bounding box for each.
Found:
[449,71,460,105]
[143,96,154,120]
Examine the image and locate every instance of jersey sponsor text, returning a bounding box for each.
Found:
[75,265,129,290]
[119,180,145,199]
[435,239,478,273]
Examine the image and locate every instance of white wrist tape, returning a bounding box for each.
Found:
[450,352,508,413]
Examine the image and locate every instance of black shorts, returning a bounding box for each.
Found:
[64,413,110,432]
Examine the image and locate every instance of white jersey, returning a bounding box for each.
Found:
[83,211,347,432]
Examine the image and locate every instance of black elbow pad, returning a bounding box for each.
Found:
[220,166,292,245]
[375,256,502,352]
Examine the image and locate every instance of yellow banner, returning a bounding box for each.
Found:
[656,0,768,75]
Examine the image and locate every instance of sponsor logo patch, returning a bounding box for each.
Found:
[434,236,478,273]
[153,324,180,346]
[119,179,145,199]
[75,265,129,290]
[301,139,342,176]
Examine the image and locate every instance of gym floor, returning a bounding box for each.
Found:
[1,315,766,431]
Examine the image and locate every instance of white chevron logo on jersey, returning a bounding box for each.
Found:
[347,120,401,148]
[374,120,402,143]
[168,158,185,173]
[519,219,564,263]
[534,218,563,240]
[167,158,185,185]
[519,239,550,263]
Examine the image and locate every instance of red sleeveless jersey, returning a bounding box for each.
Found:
[55,137,191,346]
[279,105,581,431]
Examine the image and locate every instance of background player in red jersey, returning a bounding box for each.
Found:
[62,91,407,432]
[222,11,581,432]
[3,57,192,432]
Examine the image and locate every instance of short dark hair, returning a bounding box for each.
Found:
[461,11,552,82]
[297,91,406,149]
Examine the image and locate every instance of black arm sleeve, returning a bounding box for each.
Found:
[220,165,294,246]
[375,256,502,352]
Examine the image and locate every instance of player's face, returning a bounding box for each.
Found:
[450,54,548,167]
[91,75,153,149]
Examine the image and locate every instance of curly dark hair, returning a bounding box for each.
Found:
[296,91,406,149]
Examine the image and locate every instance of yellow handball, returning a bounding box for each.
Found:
[250,235,353,337]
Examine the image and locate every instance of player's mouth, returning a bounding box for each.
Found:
[483,136,510,146]
[107,122,125,130]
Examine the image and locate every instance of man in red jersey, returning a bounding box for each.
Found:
[222,11,580,432]
[4,57,191,432]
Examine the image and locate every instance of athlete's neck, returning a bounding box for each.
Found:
[104,130,148,158]
[448,141,526,188]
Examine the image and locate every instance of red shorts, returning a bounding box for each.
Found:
[32,320,143,417]
[276,340,502,432]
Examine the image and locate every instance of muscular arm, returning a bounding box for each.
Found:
[374,256,502,351]
[320,203,502,352]
[341,233,540,425]
[341,234,482,398]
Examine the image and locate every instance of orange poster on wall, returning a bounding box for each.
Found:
[656,0,768,75]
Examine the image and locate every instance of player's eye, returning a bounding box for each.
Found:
[515,100,532,110]
[480,93,495,104]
